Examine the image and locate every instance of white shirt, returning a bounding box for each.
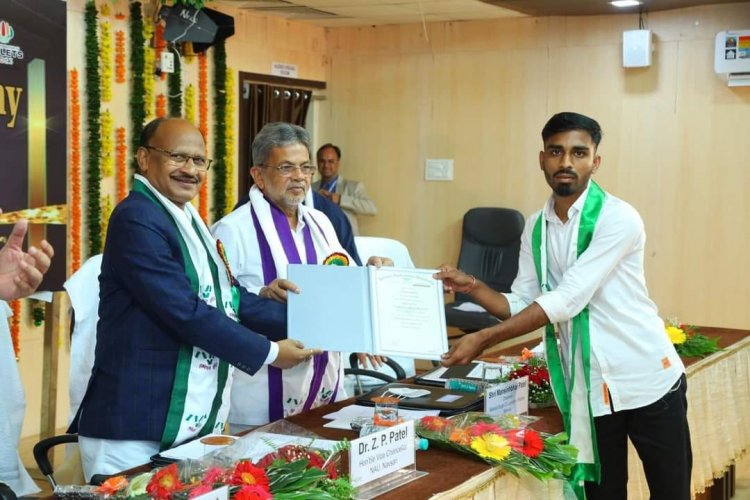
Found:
[504,183,684,416]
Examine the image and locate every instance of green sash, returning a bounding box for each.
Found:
[134,179,239,450]
[531,181,605,499]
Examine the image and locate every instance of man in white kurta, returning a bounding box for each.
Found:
[213,123,354,426]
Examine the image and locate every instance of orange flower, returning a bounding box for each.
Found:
[520,347,533,361]
[10,300,20,359]
[70,68,82,272]
[420,416,453,432]
[449,427,472,445]
[230,460,270,490]
[95,475,128,495]
[146,463,184,500]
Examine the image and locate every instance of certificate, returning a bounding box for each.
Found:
[287,265,448,360]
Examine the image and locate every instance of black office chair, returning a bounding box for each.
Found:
[345,353,407,396]
[33,434,79,488]
[444,207,525,335]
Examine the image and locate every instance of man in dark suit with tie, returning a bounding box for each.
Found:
[70,118,316,480]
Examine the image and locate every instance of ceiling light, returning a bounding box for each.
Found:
[610,0,642,7]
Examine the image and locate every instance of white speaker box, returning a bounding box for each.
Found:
[623,29,652,68]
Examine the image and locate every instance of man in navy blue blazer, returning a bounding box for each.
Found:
[70,118,317,480]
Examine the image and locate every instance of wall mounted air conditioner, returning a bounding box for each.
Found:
[714,30,750,87]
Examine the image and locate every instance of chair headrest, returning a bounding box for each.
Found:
[463,208,525,246]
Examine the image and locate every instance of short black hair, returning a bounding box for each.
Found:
[542,112,603,148]
[139,117,169,147]
[316,143,341,160]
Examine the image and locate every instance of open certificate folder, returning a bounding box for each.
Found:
[287,265,448,360]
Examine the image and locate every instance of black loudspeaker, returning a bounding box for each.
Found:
[160,5,235,54]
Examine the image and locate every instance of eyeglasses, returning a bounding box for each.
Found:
[143,145,212,171]
[260,163,316,176]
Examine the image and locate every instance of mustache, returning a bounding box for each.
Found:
[554,168,578,178]
[171,173,201,183]
[287,183,307,190]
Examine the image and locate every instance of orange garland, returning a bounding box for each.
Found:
[10,300,21,360]
[70,68,82,273]
[156,93,166,118]
[198,52,209,222]
[115,30,126,83]
[115,126,128,202]
[154,22,166,81]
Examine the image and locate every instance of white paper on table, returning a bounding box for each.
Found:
[452,302,487,313]
[288,265,448,360]
[418,366,448,382]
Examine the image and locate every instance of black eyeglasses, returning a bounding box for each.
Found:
[143,145,212,171]
[260,163,316,176]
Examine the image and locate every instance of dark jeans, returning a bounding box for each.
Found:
[585,374,692,500]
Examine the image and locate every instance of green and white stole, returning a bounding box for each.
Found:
[133,175,239,450]
[531,181,605,499]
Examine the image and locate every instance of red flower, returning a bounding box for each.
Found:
[468,422,503,436]
[233,484,272,500]
[521,429,544,458]
[503,428,524,451]
[188,485,214,498]
[230,461,270,491]
[420,416,453,432]
[146,463,184,500]
[201,466,229,485]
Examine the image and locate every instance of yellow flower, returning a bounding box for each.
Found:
[666,325,687,345]
[470,433,511,461]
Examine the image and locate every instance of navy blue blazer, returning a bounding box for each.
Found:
[233,191,363,266]
[72,192,287,442]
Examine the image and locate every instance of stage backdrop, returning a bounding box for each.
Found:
[0,0,66,291]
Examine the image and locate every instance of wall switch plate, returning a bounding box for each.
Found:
[161,52,175,73]
[425,159,453,181]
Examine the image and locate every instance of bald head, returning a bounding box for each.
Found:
[136,118,208,207]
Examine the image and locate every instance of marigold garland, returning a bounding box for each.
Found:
[197,52,209,221]
[101,195,114,248]
[224,68,235,213]
[156,93,166,118]
[183,83,196,124]
[115,30,126,83]
[211,41,228,223]
[85,0,102,256]
[129,2,146,173]
[70,68,82,272]
[154,22,166,82]
[100,109,114,176]
[10,300,21,360]
[116,126,128,201]
[142,18,155,120]
[99,20,113,102]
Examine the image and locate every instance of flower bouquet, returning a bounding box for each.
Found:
[665,320,721,358]
[54,422,356,500]
[415,413,578,481]
[491,348,555,408]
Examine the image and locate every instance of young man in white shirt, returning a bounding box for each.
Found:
[437,112,691,499]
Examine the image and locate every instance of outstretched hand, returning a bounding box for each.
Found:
[272,339,323,369]
[0,218,55,301]
[433,264,474,294]
[259,278,300,304]
[441,330,490,367]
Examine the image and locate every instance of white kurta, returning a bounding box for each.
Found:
[212,192,351,425]
[0,301,40,496]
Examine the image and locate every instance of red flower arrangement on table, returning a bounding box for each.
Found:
[416,413,577,481]
[497,348,555,408]
[86,443,354,500]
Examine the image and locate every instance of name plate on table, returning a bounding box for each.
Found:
[485,376,529,416]
[350,421,416,487]
[288,265,448,360]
